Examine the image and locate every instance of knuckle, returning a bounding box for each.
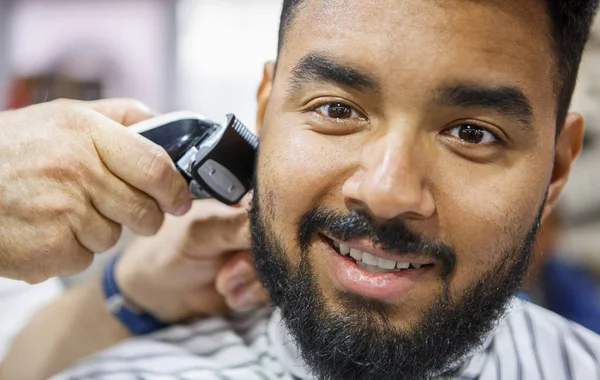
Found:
[44,193,82,222]
[65,252,94,275]
[98,223,123,252]
[15,226,83,283]
[17,259,49,284]
[107,223,124,247]
[47,100,86,127]
[51,250,94,278]
[140,147,174,187]
[127,199,164,234]
[50,98,77,107]
[52,156,90,181]
[115,98,150,112]
[42,154,79,180]
[23,273,49,285]
[44,227,72,256]
[40,146,93,187]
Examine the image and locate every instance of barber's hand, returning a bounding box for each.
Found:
[115,199,270,322]
[0,98,192,284]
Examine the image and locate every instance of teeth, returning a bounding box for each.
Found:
[357,261,394,274]
[340,244,351,256]
[350,248,363,261]
[362,252,379,266]
[334,242,427,272]
[378,258,397,270]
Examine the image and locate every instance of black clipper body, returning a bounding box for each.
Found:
[130,112,258,205]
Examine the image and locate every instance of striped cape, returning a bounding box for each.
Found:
[53,299,600,380]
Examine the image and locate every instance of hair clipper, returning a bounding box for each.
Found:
[130,112,258,205]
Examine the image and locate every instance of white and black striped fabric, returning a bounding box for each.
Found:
[52,299,600,380]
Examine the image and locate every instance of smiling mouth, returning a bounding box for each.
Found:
[321,235,435,274]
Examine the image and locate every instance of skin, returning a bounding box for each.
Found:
[0,0,586,378]
[254,0,584,327]
[0,98,193,283]
[0,199,269,380]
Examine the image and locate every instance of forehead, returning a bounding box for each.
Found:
[279,0,557,123]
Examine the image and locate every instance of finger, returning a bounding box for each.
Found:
[225,281,270,312]
[185,207,250,256]
[85,98,155,126]
[216,251,256,295]
[53,245,95,279]
[184,289,229,319]
[230,192,253,210]
[0,216,93,283]
[240,191,253,211]
[50,98,154,126]
[47,99,188,215]
[87,110,192,216]
[33,227,94,284]
[70,203,124,253]
[89,167,165,236]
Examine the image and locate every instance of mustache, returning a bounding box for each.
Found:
[299,207,456,277]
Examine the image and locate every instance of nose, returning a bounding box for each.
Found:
[342,129,435,220]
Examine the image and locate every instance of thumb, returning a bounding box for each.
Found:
[215,251,257,296]
[216,252,270,312]
[86,98,155,126]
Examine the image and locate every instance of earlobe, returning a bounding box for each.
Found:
[542,112,585,221]
[256,61,276,135]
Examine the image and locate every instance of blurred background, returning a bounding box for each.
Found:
[0,0,599,359]
[0,0,282,129]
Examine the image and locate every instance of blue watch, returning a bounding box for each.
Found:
[102,255,169,335]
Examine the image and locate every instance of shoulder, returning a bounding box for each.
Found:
[51,308,282,380]
[508,300,600,352]
[461,299,600,380]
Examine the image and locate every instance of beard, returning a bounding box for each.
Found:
[249,186,543,380]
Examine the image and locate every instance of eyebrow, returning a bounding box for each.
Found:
[289,53,381,94]
[435,84,534,130]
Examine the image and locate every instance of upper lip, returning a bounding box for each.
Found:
[322,233,436,265]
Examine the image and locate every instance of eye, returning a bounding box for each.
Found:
[445,124,499,145]
[313,103,366,121]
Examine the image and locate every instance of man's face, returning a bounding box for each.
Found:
[250,0,581,378]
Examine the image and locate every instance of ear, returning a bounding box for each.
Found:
[541,112,585,221]
[256,61,276,136]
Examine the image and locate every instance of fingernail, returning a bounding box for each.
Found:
[241,191,253,211]
[174,200,192,216]
[223,261,251,292]
[225,276,247,294]
[231,288,257,311]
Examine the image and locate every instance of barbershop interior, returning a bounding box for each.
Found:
[1,0,600,377]
[0,0,284,357]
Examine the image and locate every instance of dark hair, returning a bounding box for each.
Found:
[277,0,599,129]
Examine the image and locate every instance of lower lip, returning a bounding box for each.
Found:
[320,237,435,301]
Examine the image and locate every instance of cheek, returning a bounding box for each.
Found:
[257,119,357,254]
[434,158,550,291]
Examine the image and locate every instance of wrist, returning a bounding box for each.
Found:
[113,258,146,311]
[85,278,132,339]
[102,255,169,335]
